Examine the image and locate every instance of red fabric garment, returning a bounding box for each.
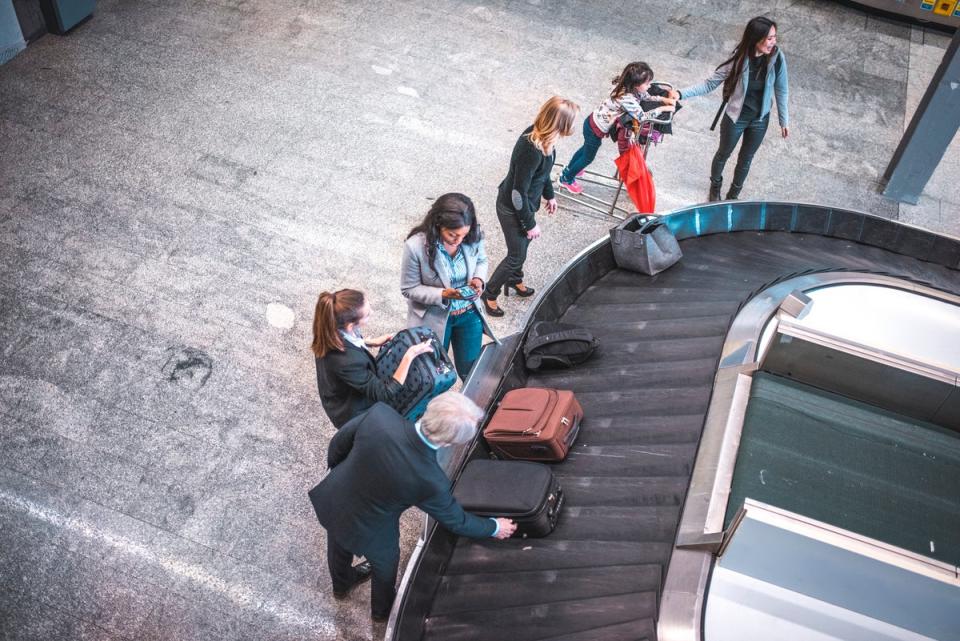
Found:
[614,145,656,214]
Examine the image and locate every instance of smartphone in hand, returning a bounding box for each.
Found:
[456,285,479,300]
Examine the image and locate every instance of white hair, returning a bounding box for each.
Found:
[421,391,483,447]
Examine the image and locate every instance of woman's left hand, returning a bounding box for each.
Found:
[365,334,393,347]
[546,198,558,215]
[781,126,789,139]
[469,278,484,296]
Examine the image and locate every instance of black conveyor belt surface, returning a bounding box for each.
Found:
[417,231,960,641]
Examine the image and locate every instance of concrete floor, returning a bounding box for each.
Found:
[0,1,957,640]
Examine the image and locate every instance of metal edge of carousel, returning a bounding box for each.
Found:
[384,200,960,641]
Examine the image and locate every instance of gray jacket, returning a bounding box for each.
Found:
[400,232,494,342]
[680,49,789,127]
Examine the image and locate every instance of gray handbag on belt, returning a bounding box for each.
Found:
[609,215,682,275]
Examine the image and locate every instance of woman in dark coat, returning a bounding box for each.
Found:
[482,96,579,317]
[312,288,432,429]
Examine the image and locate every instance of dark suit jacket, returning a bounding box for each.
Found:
[315,342,402,429]
[308,403,495,563]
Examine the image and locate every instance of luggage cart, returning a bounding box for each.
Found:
[555,81,676,220]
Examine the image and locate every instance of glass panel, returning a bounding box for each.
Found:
[705,504,960,641]
[793,285,960,372]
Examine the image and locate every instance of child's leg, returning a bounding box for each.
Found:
[561,118,604,183]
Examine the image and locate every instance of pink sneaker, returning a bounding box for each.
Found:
[576,170,585,177]
[559,178,583,194]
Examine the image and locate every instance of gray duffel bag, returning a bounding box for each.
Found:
[609,215,682,275]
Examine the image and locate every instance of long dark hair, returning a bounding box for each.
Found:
[406,193,482,276]
[311,289,365,358]
[610,62,654,100]
[718,16,778,100]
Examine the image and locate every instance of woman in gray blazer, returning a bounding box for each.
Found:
[401,193,493,381]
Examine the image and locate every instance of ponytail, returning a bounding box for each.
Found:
[311,289,365,358]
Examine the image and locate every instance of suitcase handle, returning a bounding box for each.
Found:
[563,416,582,448]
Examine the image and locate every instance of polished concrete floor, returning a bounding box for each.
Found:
[0,1,957,640]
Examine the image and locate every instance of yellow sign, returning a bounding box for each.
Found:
[933,0,957,15]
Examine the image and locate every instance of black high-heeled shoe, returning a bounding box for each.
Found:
[505,283,535,298]
[482,296,505,317]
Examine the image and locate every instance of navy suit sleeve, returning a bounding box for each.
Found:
[327,412,361,468]
[418,488,498,539]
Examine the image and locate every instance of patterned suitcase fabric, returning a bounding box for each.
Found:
[453,459,563,538]
[374,326,456,421]
[483,387,583,461]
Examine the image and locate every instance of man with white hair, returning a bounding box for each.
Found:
[308,391,517,622]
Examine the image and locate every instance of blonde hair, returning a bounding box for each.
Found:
[528,96,579,155]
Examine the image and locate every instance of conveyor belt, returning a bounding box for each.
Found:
[415,230,960,641]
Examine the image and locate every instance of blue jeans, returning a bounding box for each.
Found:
[710,114,769,189]
[561,117,604,183]
[443,308,483,381]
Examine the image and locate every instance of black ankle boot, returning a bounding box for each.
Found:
[725,184,742,200]
[708,182,722,202]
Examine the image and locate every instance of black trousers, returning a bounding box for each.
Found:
[710,113,770,189]
[327,535,399,618]
[485,205,531,299]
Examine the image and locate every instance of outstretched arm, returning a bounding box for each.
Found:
[676,63,731,101]
[419,489,498,539]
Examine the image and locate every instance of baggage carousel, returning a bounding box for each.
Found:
[385,201,960,641]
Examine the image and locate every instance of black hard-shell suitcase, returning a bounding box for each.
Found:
[375,326,456,422]
[453,460,563,538]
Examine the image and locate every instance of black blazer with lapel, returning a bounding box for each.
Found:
[315,341,402,429]
[307,403,495,563]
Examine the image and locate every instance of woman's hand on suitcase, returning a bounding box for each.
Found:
[365,334,393,348]
[392,340,435,384]
[493,518,517,539]
[404,340,434,361]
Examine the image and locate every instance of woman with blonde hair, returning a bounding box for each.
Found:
[312,288,432,428]
[482,96,579,317]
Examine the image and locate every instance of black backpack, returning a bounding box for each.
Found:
[523,321,600,370]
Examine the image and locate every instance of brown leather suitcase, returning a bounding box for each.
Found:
[483,387,583,461]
